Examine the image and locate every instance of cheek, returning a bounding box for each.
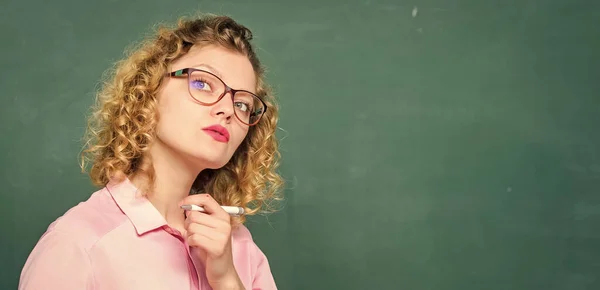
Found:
[231,126,249,148]
[156,93,202,137]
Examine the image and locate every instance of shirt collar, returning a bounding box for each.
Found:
[106,177,167,235]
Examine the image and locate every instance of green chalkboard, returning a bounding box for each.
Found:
[1,0,599,289]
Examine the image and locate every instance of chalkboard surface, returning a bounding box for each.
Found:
[1,0,599,289]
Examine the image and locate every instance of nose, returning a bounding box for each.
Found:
[211,92,235,120]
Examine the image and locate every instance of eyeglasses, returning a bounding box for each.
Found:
[167,68,267,126]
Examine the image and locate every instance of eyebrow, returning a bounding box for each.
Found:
[189,63,258,94]
[191,64,223,79]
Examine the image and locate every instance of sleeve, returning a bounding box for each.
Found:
[19,230,93,290]
[251,242,277,290]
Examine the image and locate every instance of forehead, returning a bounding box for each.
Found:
[171,45,256,92]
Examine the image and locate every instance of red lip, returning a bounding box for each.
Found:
[202,125,230,143]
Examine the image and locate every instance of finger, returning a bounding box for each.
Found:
[185,217,230,243]
[179,193,211,208]
[187,233,226,257]
[195,195,230,219]
[180,194,230,220]
[187,232,213,248]
[186,223,216,240]
[185,211,225,229]
[186,223,228,242]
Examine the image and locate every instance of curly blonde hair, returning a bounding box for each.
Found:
[80,14,284,224]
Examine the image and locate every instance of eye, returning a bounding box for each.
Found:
[190,78,212,91]
[234,101,250,112]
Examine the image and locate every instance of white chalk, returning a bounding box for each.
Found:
[180,204,245,215]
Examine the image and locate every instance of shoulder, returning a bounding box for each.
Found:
[40,187,128,249]
[231,223,269,260]
[231,223,254,242]
[231,224,277,289]
[231,223,273,266]
[19,187,125,289]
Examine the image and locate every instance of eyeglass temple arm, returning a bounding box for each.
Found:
[167,69,189,77]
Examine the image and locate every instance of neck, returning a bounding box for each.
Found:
[130,141,204,231]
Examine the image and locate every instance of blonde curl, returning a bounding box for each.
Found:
[80,13,284,225]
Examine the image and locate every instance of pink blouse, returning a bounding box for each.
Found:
[18,178,277,290]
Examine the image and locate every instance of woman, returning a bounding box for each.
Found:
[19,13,283,290]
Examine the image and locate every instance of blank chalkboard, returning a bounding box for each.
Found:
[1,0,599,289]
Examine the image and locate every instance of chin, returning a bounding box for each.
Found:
[205,159,230,170]
[190,151,233,170]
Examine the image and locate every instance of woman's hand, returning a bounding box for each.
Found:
[180,194,245,290]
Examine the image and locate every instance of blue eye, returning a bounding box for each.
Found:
[191,80,207,90]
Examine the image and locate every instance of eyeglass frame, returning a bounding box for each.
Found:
[166,67,268,126]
